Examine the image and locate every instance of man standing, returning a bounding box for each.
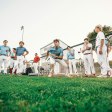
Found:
[105,39,112,77]
[82,38,95,76]
[33,53,40,74]
[10,48,18,74]
[67,46,78,75]
[16,41,29,74]
[46,39,69,77]
[95,25,108,77]
[0,40,11,74]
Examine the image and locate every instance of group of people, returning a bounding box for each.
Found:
[0,25,112,77]
[47,25,112,78]
[0,40,29,74]
[0,40,41,75]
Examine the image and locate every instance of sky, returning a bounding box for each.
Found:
[0,0,112,60]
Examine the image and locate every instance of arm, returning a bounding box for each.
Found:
[23,48,29,57]
[107,42,111,56]
[86,43,92,50]
[99,39,104,54]
[55,49,63,59]
[70,49,74,56]
[82,45,86,53]
[9,47,11,56]
[86,46,91,50]
[56,55,63,59]
[23,51,29,57]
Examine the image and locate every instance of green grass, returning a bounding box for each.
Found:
[0,75,112,112]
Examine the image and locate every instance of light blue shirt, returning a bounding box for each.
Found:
[0,45,11,56]
[67,49,75,60]
[48,46,63,59]
[105,38,109,46]
[16,47,28,56]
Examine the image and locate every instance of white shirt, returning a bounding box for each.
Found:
[82,43,92,54]
[96,31,105,47]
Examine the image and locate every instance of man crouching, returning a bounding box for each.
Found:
[46,39,69,77]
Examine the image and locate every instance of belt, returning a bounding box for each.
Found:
[84,53,92,55]
[0,54,7,56]
[69,58,75,60]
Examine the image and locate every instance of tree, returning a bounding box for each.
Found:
[87,25,112,50]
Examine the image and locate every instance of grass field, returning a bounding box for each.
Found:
[0,75,112,112]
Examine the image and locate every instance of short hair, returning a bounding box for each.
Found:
[19,41,24,45]
[84,38,89,41]
[3,40,8,43]
[95,25,102,31]
[53,39,59,43]
[67,46,71,49]
[35,53,38,55]
[13,48,16,50]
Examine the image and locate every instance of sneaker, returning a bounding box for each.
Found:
[48,73,53,77]
[97,75,108,78]
[67,75,72,78]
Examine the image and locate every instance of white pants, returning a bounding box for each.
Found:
[16,56,25,74]
[0,55,8,74]
[10,59,18,73]
[97,47,108,75]
[107,57,111,71]
[83,54,95,75]
[33,63,38,73]
[68,59,77,74]
[48,56,68,74]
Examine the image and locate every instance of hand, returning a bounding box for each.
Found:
[99,49,103,54]
[82,49,86,52]
[22,54,26,57]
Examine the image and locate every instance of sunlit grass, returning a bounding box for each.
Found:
[0,75,112,112]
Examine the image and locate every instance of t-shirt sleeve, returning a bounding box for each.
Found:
[88,44,92,48]
[99,32,105,40]
[59,48,63,56]
[24,48,28,52]
[48,47,52,53]
[16,48,18,54]
[9,47,11,52]
[67,53,69,59]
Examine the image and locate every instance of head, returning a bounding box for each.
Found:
[13,48,16,53]
[53,39,60,47]
[35,53,38,56]
[84,38,89,44]
[95,25,102,33]
[67,46,71,51]
[3,40,8,46]
[19,41,24,47]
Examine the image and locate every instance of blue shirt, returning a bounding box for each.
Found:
[67,49,75,60]
[16,47,28,56]
[0,45,11,56]
[105,38,108,46]
[48,47,63,59]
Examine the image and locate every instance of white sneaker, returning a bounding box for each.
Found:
[66,74,72,77]
[97,75,108,78]
[48,73,53,77]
